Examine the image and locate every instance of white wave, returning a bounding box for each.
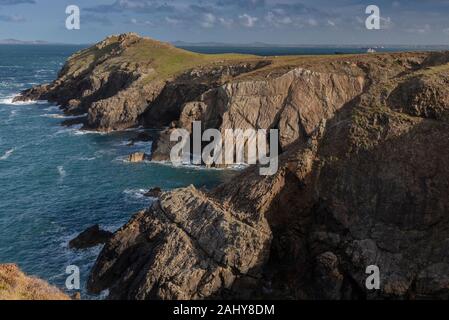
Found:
[72,128,107,136]
[77,156,96,161]
[41,113,87,119]
[0,148,14,160]
[0,94,49,106]
[123,188,155,201]
[151,159,247,171]
[43,106,60,112]
[57,166,66,179]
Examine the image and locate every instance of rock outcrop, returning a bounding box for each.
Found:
[0,264,70,300]
[144,187,162,198]
[69,225,113,250]
[127,152,148,163]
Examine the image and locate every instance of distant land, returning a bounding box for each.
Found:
[1,38,448,49]
[171,40,449,49]
[0,39,51,45]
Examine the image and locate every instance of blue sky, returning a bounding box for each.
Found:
[1,0,449,45]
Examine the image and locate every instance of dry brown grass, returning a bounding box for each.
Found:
[0,264,70,300]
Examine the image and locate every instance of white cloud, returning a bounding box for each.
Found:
[307,18,318,27]
[380,16,394,30]
[239,13,258,28]
[200,13,216,28]
[406,24,431,34]
[327,19,336,27]
[165,17,181,25]
[219,17,234,28]
[130,17,153,26]
[265,11,292,27]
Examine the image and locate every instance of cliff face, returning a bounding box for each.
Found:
[87,47,449,300]
[15,34,449,299]
[0,264,70,300]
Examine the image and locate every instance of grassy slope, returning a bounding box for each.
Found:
[62,34,374,85]
[63,35,263,84]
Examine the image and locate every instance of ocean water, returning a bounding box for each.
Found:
[178,45,449,56]
[0,45,236,298]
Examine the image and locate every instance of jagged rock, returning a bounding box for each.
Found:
[0,264,70,300]
[127,152,147,163]
[88,186,271,299]
[144,187,162,198]
[69,225,113,250]
[86,48,449,300]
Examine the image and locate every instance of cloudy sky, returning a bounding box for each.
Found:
[1,0,449,45]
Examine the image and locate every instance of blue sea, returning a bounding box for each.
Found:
[0,45,236,298]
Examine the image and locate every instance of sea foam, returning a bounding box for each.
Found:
[0,148,14,160]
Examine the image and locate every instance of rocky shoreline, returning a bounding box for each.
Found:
[15,33,449,299]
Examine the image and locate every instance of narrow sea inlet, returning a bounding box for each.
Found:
[0,45,233,298]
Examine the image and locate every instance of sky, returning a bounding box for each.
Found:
[0,0,449,45]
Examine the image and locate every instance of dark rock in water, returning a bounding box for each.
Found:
[128,132,153,146]
[69,225,113,250]
[144,187,162,198]
[127,152,148,163]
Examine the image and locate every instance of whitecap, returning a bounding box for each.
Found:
[54,123,83,136]
[72,129,107,136]
[151,159,247,171]
[77,156,96,161]
[57,166,66,180]
[114,155,151,164]
[43,106,60,112]
[0,148,14,160]
[0,94,49,106]
[41,113,86,120]
[123,188,156,201]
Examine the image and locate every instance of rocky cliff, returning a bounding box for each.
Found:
[16,34,449,299]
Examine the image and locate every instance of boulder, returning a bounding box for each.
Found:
[69,225,113,250]
[144,187,162,198]
[127,152,148,163]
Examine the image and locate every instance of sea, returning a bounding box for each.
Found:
[0,44,446,298]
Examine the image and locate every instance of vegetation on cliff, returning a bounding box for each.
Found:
[0,264,69,300]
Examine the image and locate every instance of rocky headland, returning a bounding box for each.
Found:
[15,33,449,299]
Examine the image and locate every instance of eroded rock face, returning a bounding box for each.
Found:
[151,68,364,161]
[88,186,271,299]
[88,50,449,300]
